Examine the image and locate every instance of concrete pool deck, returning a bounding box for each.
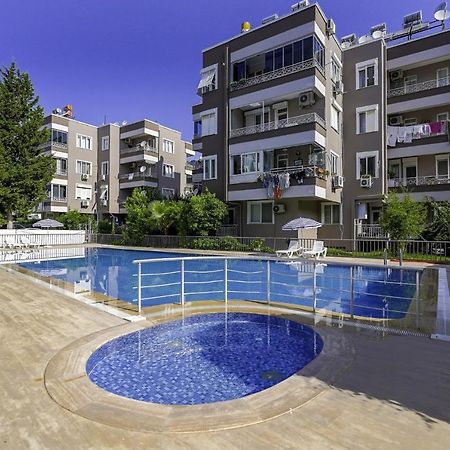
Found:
[1,267,450,449]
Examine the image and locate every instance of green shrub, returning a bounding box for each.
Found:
[98,219,113,234]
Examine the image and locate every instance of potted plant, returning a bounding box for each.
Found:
[388,170,397,188]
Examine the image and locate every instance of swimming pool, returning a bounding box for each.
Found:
[86,313,323,404]
[19,247,419,319]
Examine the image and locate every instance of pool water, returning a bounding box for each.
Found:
[86,313,323,404]
[19,247,419,319]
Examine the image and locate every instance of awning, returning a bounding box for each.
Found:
[197,73,215,92]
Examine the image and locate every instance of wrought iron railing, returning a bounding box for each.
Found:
[230,113,325,138]
[118,172,157,182]
[354,224,388,239]
[391,175,450,188]
[120,145,158,156]
[229,58,325,92]
[387,76,450,98]
[37,141,68,150]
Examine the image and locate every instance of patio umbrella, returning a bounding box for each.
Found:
[282,217,322,231]
[32,219,64,228]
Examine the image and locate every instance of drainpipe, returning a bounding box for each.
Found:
[225,46,230,203]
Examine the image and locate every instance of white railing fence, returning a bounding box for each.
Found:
[388,76,450,98]
[132,256,426,333]
[0,229,86,248]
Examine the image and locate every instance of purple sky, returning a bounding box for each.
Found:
[0,0,438,140]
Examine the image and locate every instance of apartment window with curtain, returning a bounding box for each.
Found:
[101,161,109,176]
[322,203,341,225]
[330,105,340,132]
[101,136,109,151]
[55,158,67,176]
[356,151,378,179]
[247,201,273,224]
[76,160,92,175]
[51,129,68,145]
[356,105,379,134]
[436,155,449,178]
[201,110,217,136]
[163,139,175,154]
[75,185,92,200]
[76,133,92,150]
[197,64,217,94]
[330,151,340,175]
[356,59,378,89]
[162,188,175,199]
[51,184,67,201]
[231,152,260,175]
[203,155,217,180]
[162,164,175,178]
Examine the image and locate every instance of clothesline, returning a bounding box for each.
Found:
[387,121,447,147]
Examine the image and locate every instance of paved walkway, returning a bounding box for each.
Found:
[1,268,450,449]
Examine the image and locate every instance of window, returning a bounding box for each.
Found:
[403,158,417,184]
[50,184,67,202]
[437,68,449,87]
[55,158,67,176]
[76,134,92,150]
[356,105,379,134]
[162,164,175,178]
[273,102,288,127]
[197,64,217,94]
[163,139,174,154]
[101,136,109,151]
[162,188,175,199]
[247,201,273,224]
[201,110,217,136]
[101,161,109,176]
[75,185,92,200]
[356,151,379,179]
[356,59,378,89]
[322,203,341,225]
[276,153,288,169]
[231,152,260,175]
[331,56,342,83]
[437,112,449,122]
[76,160,92,175]
[51,129,68,145]
[330,151,340,175]
[404,75,417,90]
[436,155,449,178]
[99,185,109,202]
[404,118,417,126]
[193,120,202,138]
[203,155,217,180]
[330,105,340,132]
[388,160,401,179]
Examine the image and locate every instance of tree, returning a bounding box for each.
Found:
[123,188,155,244]
[0,63,55,228]
[182,191,228,236]
[59,209,94,230]
[424,200,450,241]
[379,192,427,241]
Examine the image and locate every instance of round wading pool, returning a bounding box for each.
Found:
[86,313,323,405]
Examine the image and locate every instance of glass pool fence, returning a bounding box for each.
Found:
[133,256,436,335]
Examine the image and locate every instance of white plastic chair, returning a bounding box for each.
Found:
[302,241,327,259]
[276,240,303,258]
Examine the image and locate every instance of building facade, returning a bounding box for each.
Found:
[38,115,195,220]
[192,1,450,240]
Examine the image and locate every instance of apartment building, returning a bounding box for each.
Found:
[193,1,450,240]
[192,1,344,240]
[38,114,195,220]
[342,11,450,239]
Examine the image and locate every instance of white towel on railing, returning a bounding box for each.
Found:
[404,126,414,143]
[387,126,398,147]
[397,126,407,143]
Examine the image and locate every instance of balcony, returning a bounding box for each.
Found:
[387,76,450,98]
[229,113,325,139]
[229,58,324,93]
[119,145,159,164]
[55,169,68,176]
[390,175,450,188]
[119,172,158,189]
[47,196,67,203]
[37,141,68,151]
[355,224,388,239]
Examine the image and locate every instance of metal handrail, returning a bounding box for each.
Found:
[120,145,158,156]
[388,76,450,98]
[118,172,156,181]
[37,141,68,150]
[229,58,324,92]
[230,113,325,138]
[392,175,450,187]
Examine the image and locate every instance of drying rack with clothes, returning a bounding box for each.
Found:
[387,122,448,147]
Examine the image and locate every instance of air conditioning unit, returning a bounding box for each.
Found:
[291,1,309,12]
[81,174,89,181]
[389,115,404,126]
[332,175,344,188]
[390,70,404,81]
[299,91,315,107]
[81,200,90,208]
[326,19,336,35]
[360,175,373,188]
[100,199,107,206]
[273,204,286,214]
[334,80,344,94]
[100,174,106,181]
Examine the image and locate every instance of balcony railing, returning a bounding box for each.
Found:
[120,145,158,156]
[230,113,325,139]
[229,58,325,92]
[355,224,388,239]
[55,169,68,176]
[387,76,450,98]
[391,175,450,188]
[118,172,157,182]
[47,197,67,203]
[38,141,68,150]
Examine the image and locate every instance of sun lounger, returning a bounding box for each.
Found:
[276,240,303,258]
[302,240,327,259]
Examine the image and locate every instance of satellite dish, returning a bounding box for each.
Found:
[358,34,372,44]
[435,2,450,21]
[192,188,199,196]
[121,120,128,125]
[139,165,147,173]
